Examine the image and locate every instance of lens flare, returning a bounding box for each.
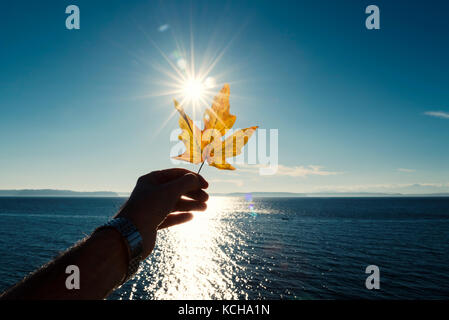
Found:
[136,21,242,138]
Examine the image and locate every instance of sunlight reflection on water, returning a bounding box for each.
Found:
[121,197,249,299]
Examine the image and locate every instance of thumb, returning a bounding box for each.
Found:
[167,173,201,196]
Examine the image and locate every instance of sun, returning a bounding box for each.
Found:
[142,27,238,137]
[146,38,223,111]
[182,77,206,103]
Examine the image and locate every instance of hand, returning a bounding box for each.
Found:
[115,168,209,257]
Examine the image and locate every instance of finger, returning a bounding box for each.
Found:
[166,173,205,196]
[143,168,208,187]
[174,199,207,212]
[184,189,209,202]
[158,212,194,230]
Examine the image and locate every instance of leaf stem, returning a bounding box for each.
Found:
[197,160,206,174]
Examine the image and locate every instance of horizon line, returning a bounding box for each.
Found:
[1,189,449,197]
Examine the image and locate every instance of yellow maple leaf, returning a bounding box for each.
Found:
[173,84,258,171]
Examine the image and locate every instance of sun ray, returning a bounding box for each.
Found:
[132,15,248,140]
[150,108,180,140]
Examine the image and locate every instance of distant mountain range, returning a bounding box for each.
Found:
[0,189,120,197]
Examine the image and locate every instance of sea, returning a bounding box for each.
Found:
[0,196,448,299]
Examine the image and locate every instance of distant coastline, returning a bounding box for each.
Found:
[0,189,121,197]
[1,189,448,198]
[213,192,449,198]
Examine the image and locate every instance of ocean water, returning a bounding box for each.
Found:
[0,196,448,299]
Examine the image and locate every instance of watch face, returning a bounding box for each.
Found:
[1,0,449,304]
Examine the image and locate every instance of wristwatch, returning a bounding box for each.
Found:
[96,217,143,286]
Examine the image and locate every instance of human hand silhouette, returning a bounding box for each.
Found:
[115,168,209,257]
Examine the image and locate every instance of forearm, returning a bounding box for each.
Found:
[1,228,128,300]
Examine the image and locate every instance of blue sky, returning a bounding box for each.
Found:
[1,0,448,194]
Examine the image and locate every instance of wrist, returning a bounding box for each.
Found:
[115,208,158,257]
[95,217,144,286]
